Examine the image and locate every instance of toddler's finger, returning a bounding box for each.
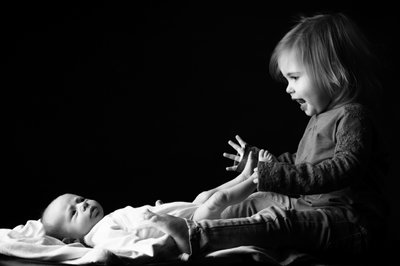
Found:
[228,140,241,152]
[226,165,237,171]
[223,153,240,161]
[235,135,247,147]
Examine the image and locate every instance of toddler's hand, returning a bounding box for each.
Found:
[223,135,248,171]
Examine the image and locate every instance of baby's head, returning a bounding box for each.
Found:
[41,193,104,241]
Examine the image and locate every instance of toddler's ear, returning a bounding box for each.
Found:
[62,238,79,244]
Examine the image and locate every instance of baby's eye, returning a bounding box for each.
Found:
[76,197,84,203]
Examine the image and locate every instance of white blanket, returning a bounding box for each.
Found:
[0,212,310,265]
[0,220,113,264]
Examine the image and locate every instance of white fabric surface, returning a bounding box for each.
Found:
[0,220,112,264]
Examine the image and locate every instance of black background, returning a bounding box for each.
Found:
[2,1,399,246]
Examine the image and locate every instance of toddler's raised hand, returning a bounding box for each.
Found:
[223,135,248,171]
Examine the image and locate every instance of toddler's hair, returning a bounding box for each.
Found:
[269,13,381,109]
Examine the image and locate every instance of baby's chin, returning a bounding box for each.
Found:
[85,213,104,236]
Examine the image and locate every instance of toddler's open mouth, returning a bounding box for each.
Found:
[294,98,306,105]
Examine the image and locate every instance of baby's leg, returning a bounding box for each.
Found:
[192,176,257,220]
[218,150,257,189]
[193,151,256,205]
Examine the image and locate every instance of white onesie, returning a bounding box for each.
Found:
[83,202,198,259]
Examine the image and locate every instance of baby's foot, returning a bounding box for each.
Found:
[143,209,190,254]
[241,151,256,179]
[259,149,276,163]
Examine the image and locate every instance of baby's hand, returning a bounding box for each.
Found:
[258,149,276,163]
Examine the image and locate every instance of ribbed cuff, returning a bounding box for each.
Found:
[256,161,274,191]
[183,218,200,259]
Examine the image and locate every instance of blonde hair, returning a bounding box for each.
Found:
[269,13,381,109]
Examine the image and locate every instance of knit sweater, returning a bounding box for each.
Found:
[236,103,388,219]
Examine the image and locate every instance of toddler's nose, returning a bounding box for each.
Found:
[286,85,294,94]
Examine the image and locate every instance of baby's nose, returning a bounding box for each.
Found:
[80,200,89,211]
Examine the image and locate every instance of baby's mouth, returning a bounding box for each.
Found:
[90,206,98,218]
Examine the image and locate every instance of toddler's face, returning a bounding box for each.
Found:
[278,49,331,116]
[43,193,104,240]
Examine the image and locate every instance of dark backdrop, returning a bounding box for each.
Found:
[3,1,399,245]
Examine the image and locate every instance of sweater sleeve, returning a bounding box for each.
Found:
[257,108,373,195]
[235,148,295,172]
[277,152,296,164]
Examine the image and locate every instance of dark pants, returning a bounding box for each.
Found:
[186,192,368,258]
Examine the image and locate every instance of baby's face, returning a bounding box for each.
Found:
[43,193,104,240]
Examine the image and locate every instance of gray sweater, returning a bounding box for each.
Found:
[236,103,388,220]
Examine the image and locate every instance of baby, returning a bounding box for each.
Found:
[41,151,272,258]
